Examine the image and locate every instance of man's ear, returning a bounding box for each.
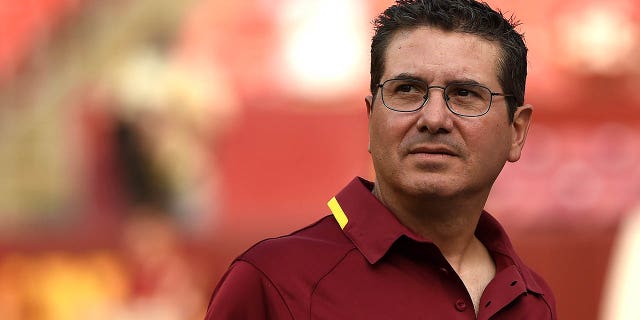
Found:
[508,104,533,162]
[365,95,373,153]
[365,95,373,118]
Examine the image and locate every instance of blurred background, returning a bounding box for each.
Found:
[1,0,639,319]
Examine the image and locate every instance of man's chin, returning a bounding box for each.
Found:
[401,180,462,199]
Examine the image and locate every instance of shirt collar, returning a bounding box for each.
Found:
[328,177,416,265]
[476,213,546,295]
[328,177,545,295]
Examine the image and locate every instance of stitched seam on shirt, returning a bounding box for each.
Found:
[541,294,555,319]
[308,247,358,320]
[236,215,334,258]
[237,258,296,320]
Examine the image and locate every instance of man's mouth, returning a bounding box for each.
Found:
[408,145,457,156]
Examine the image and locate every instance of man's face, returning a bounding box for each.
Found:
[367,27,532,201]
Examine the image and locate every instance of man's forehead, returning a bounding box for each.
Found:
[382,27,501,84]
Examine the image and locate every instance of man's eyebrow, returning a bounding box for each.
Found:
[390,73,425,81]
[389,73,484,85]
[445,77,482,85]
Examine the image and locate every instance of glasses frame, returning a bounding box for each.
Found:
[376,78,514,117]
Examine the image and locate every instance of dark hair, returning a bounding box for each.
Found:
[370,0,527,120]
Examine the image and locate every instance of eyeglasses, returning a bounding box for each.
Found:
[377,78,514,117]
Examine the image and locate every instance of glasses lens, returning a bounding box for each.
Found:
[381,79,427,112]
[444,84,491,116]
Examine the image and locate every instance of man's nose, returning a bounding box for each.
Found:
[415,87,453,134]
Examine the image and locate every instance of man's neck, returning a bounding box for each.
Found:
[371,182,497,315]
[371,181,489,263]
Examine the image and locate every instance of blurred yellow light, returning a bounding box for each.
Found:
[600,207,640,320]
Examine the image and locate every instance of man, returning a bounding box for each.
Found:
[206,0,557,319]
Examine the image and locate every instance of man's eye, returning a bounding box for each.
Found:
[450,87,481,98]
[395,83,423,93]
[456,89,471,97]
[397,84,415,92]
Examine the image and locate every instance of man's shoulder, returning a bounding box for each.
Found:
[236,215,356,280]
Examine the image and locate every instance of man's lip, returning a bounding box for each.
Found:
[408,145,458,156]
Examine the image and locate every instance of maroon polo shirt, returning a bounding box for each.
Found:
[206,177,557,319]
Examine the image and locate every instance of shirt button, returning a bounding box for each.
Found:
[455,299,467,312]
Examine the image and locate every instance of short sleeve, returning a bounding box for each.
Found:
[205,260,293,320]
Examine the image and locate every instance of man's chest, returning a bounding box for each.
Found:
[284,255,552,320]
